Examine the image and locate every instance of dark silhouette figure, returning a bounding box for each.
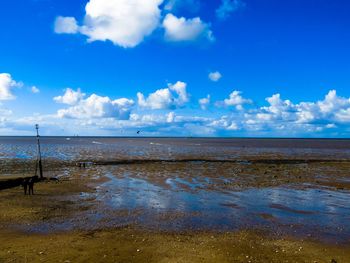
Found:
[22,178,28,195]
[137,131,140,134]
[28,177,34,195]
[22,177,35,195]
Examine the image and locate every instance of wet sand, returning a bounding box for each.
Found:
[1,161,350,262]
[2,227,350,263]
[1,138,350,262]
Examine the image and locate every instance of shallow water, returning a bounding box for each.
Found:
[1,137,350,164]
[92,170,350,243]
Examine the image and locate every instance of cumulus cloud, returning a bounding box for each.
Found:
[31,86,40,94]
[256,93,294,122]
[0,73,22,101]
[216,0,245,20]
[54,89,134,119]
[208,71,222,82]
[163,13,214,42]
[3,74,350,137]
[56,0,163,48]
[137,81,189,109]
[208,90,349,134]
[164,0,200,12]
[199,95,210,110]
[209,116,239,131]
[238,90,350,135]
[54,16,79,34]
[55,0,218,47]
[52,88,347,136]
[54,88,85,105]
[166,111,176,123]
[220,90,252,110]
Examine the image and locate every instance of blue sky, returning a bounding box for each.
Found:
[0,0,350,137]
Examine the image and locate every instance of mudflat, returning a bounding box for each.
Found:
[1,137,350,262]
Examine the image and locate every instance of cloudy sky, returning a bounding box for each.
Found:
[1,0,350,137]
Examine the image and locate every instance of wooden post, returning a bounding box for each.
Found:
[35,124,43,179]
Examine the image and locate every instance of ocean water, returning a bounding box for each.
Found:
[1,137,350,162]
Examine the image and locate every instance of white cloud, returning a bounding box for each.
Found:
[216,0,245,20]
[55,0,218,47]
[137,81,189,109]
[0,73,22,101]
[31,86,40,94]
[240,90,350,134]
[326,123,336,129]
[318,90,350,116]
[258,93,294,121]
[221,90,252,110]
[0,107,12,116]
[199,95,210,110]
[336,108,350,122]
[208,71,222,82]
[54,88,86,105]
[166,111,176,123]
[137,89,172,110]
[54,16,79,34]
[164,0,200,12]
[56,0,163,48]
[208,90,350,135]
[163,13,214,42]
[209,115,240,131]
[2,73,350,137]
[164,0,177,11]
[56,93,134,120]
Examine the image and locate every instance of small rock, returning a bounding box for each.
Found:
[137,249,140,252]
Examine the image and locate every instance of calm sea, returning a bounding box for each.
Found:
[1,137,350,161]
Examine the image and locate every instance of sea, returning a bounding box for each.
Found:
[1,136,350,161]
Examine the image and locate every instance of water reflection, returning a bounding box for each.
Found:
[96,172,350,243]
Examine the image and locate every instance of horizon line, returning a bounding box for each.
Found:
[0,136,349,140]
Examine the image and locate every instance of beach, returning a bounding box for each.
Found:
[1,137,350,262]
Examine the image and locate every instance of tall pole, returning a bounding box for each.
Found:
[35,124,43,179]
